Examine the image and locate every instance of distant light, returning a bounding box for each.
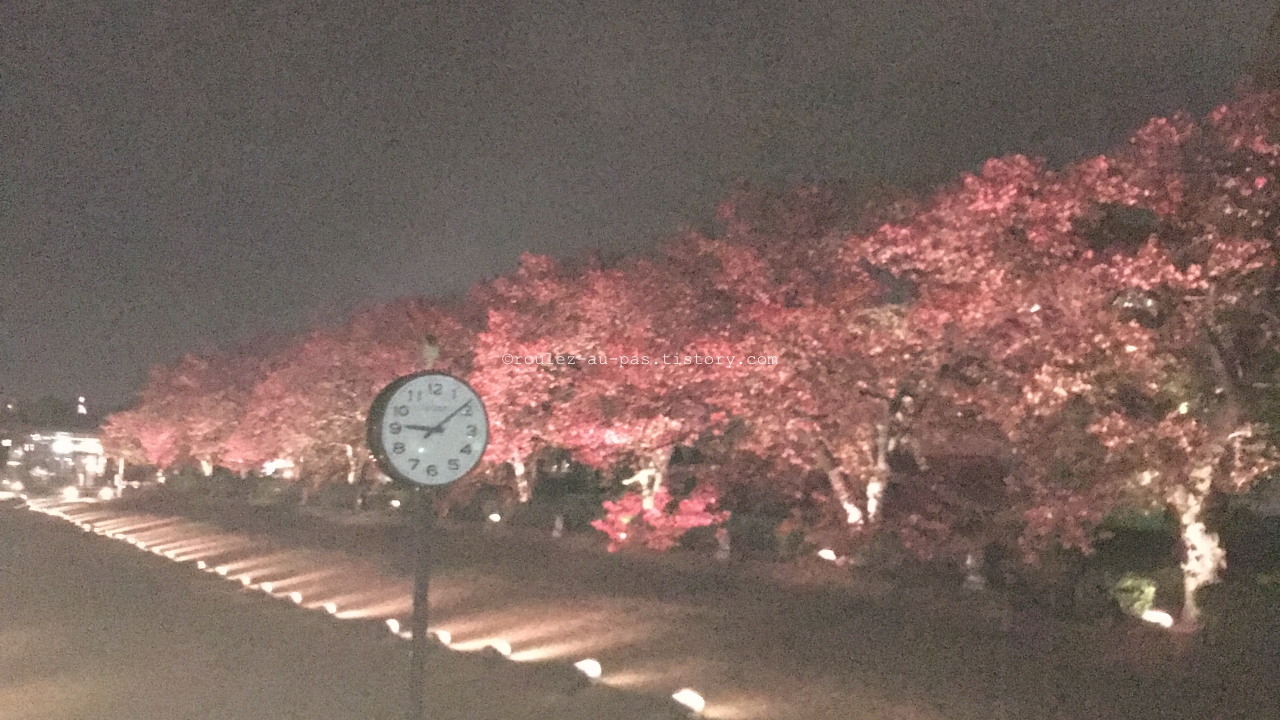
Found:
[323,602,338,614]
[52,438,75,454]
[672,688,706,714]
[573,658,602,679]
[490,639,512,656]
[0,439,10,447]
[261,582,274,593]
[196,561,207,570]
[1140,609,1175,628]
[60,486,80,501]
[487,513,501,523]
[1028,304,1041,313]
[97,486,115,501]
[1178,401,1190,415]
[386,619,401,634]
[289,591,303,604]
[432,629,451,645]
[817,548,838,562]
[390,499,401,508]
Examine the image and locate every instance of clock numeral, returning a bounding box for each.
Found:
[427,382,443,395]
[425,464,438,477]
[447,458,460,471]
[392,442,405,454]
[460,444,472,455]
[394,405,409,417]
[409,459,419,469]
[389,422,402,434]
[466,424,477,438]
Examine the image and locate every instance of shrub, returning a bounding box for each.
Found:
[1111,572,1158,617]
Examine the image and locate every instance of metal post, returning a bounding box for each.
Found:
[407,487,433,719]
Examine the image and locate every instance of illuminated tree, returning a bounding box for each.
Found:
[223,299,472,497]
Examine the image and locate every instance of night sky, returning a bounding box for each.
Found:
[0,1,1274,408]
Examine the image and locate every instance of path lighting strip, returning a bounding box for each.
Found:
[22,498,721,717]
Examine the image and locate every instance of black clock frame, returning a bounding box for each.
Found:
[365,371,489,487]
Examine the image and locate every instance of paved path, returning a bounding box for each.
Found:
[10,496,1276,720]
[0,502,688,720]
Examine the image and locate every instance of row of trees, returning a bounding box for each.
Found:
[102,92,1280,627]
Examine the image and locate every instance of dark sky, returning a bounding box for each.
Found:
[0,1,1274,408]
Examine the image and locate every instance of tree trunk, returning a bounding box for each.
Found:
[343,444,357,485]
[817,444,863,526]
[867,422,891,522]
[827,467,864,526]
[200,459,214,477]
[625,451,669,511]
[1173,466,1226,628]
[512,455,531,503]
[964,548,987,591]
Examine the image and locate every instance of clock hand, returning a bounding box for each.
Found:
[428,401,472,434]
[403,423,440,439]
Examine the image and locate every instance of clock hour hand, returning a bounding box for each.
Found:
[403,423,439,438]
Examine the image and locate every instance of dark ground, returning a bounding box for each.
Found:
[0,501,697,720]
[6,493,1280,719]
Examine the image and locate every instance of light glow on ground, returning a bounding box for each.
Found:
[27,499,780,720]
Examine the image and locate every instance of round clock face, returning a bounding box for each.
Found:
[367,372,489,486]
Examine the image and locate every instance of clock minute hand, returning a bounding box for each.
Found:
[429,400,472,433]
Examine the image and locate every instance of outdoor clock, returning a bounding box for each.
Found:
[366,372,489,487]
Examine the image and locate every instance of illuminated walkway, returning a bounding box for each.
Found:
[19,495,988,720]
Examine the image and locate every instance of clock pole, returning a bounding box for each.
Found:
[408,485,433,720]
[366,371,490,720]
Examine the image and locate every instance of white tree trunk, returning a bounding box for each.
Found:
[964,549,987,591]
[114,458,125,487]
[827,468,864,526]
[715,527,731,561]
[625,452,668,510]
[867,422,892,522]
[1173,466,1226,628]
[343,444,357,485]
[512,456,531,503]
[200,459,214,477]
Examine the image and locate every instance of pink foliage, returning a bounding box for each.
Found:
[591,483,729,552]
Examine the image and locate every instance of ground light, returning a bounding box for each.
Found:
[573,658,602,680]
[672,688,706,714]
[816,548,838,561]
[487,513,501,523]
[1141,609,1175,628]
[25,499,726,719]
